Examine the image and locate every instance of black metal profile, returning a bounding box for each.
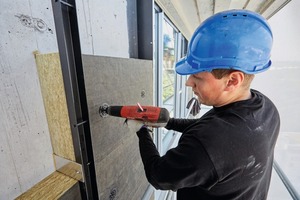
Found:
[51,0,99,199]
[137,0,153,60]
[273,160,300,200]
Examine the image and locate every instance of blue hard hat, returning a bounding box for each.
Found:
[176,9,273,75]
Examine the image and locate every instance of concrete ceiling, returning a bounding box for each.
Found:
[155,0,291,39]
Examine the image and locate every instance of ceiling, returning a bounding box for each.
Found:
[155,0,291,39]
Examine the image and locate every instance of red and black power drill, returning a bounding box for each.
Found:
[99,103,169,127]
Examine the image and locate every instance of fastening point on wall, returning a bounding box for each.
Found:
[141,90,146,98]
[109,188,117,200]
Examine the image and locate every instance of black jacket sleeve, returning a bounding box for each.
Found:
[165,118,199,133]
[136,127,218,191]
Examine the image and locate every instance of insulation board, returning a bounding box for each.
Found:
[82,55,152,199]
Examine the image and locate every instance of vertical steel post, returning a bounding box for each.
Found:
[51,0,99,199]
[137,0,154,60]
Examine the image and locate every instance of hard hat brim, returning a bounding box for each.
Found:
[175,57,204,75]
[175,56,272,75]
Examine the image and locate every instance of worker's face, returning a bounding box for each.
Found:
[185,72,227,106]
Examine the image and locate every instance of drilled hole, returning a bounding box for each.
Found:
[109,188,117,200]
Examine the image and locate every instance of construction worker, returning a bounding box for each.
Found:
[136,9,280,199]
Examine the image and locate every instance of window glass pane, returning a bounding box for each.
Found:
[274,132,300,191]
[252,61,300,196]
[162,20,175,115]
[161,19,176,154]
[267,169,293,200]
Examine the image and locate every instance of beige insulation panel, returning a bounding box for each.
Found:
[82,55,152,199]
[35,52,75,161]
[16,172,79,200]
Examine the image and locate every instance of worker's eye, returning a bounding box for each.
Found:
[192,74,202,80]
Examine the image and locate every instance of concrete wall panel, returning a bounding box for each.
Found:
[0,0,58,198]
[82,55,152,199]
[76,0,130,58]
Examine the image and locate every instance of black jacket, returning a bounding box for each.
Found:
[136,90,280,200]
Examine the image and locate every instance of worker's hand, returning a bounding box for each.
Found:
[126,119,165,130]
[126,119,145,132]
[126,120,157,133]
[143,121,167,128]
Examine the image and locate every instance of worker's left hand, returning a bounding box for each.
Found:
[126,119,166,128]
[143,121,167,128]
[126,119,145,132]
[126,120,158,132]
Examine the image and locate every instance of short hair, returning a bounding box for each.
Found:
[211,69,254,89]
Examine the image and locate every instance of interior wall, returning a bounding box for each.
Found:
[82,55,152,199]
[0,0,58,199]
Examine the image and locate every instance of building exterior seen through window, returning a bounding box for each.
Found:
[161,19,176,153]
[153,6,189,199]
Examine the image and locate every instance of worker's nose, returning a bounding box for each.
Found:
[185,76,194,87]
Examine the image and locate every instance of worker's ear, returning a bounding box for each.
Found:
[224,71,244,91]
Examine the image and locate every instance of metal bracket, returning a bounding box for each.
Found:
[54,155,84,182]
[74,120,87,127]
[52,0,98,197]
[59,0,74,8]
